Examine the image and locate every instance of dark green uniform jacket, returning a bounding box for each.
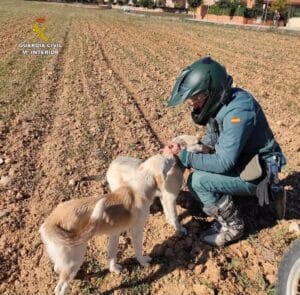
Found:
[179,88,286,174]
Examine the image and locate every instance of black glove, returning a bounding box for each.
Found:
[256,175,270,206]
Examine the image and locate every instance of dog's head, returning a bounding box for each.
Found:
[171,135,199,150]
[172,134,207,153]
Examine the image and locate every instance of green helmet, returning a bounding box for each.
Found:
[168,56,233,125]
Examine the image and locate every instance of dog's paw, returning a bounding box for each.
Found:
[109,263,122,274]
[137,255,152,266]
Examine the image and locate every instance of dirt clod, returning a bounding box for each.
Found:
[0,176,11,187]
[193,283,214,295]
[289,221,300,233]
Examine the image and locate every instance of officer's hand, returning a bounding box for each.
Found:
[161,142,180,156]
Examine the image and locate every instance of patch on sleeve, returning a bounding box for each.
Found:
[230,117,241,124]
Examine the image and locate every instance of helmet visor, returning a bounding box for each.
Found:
[167,84,191,107]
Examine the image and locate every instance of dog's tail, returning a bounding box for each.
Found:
[39,198,106,247]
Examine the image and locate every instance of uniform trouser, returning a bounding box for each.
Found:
[187,169,258,208]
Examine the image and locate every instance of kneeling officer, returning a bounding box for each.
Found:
[163,56,286,247]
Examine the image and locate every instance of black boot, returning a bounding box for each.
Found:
[200,195,244,247]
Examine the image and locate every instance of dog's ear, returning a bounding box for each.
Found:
[172,135,199,150]
[162,155,176,175]
[171,137,187,149]
[154,156,176,191]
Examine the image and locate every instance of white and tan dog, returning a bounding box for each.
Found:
[107,154,185,235]
[39,155,175,295]
[106,135,207,236]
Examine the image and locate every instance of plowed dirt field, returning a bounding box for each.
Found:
[0,1,300,294]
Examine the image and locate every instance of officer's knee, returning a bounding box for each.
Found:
[187,171,207,189]
[187,170,209,192]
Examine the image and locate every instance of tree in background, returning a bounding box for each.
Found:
[271,0,288,25]
[138,0,155,8]
[271,0,288,12]
[188,0,202,8]
[156,0,166,7]
[188,0,202,18]
[173,0,186,9]
[117,0,129,5]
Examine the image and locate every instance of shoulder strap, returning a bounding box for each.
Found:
[208,118,221,146]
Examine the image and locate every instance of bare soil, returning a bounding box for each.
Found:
[0,1,299,294]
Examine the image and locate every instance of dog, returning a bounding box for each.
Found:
[39,154,175,295]
[107,154,186,235]
[171,134,212,154]
[106,135,207,236]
